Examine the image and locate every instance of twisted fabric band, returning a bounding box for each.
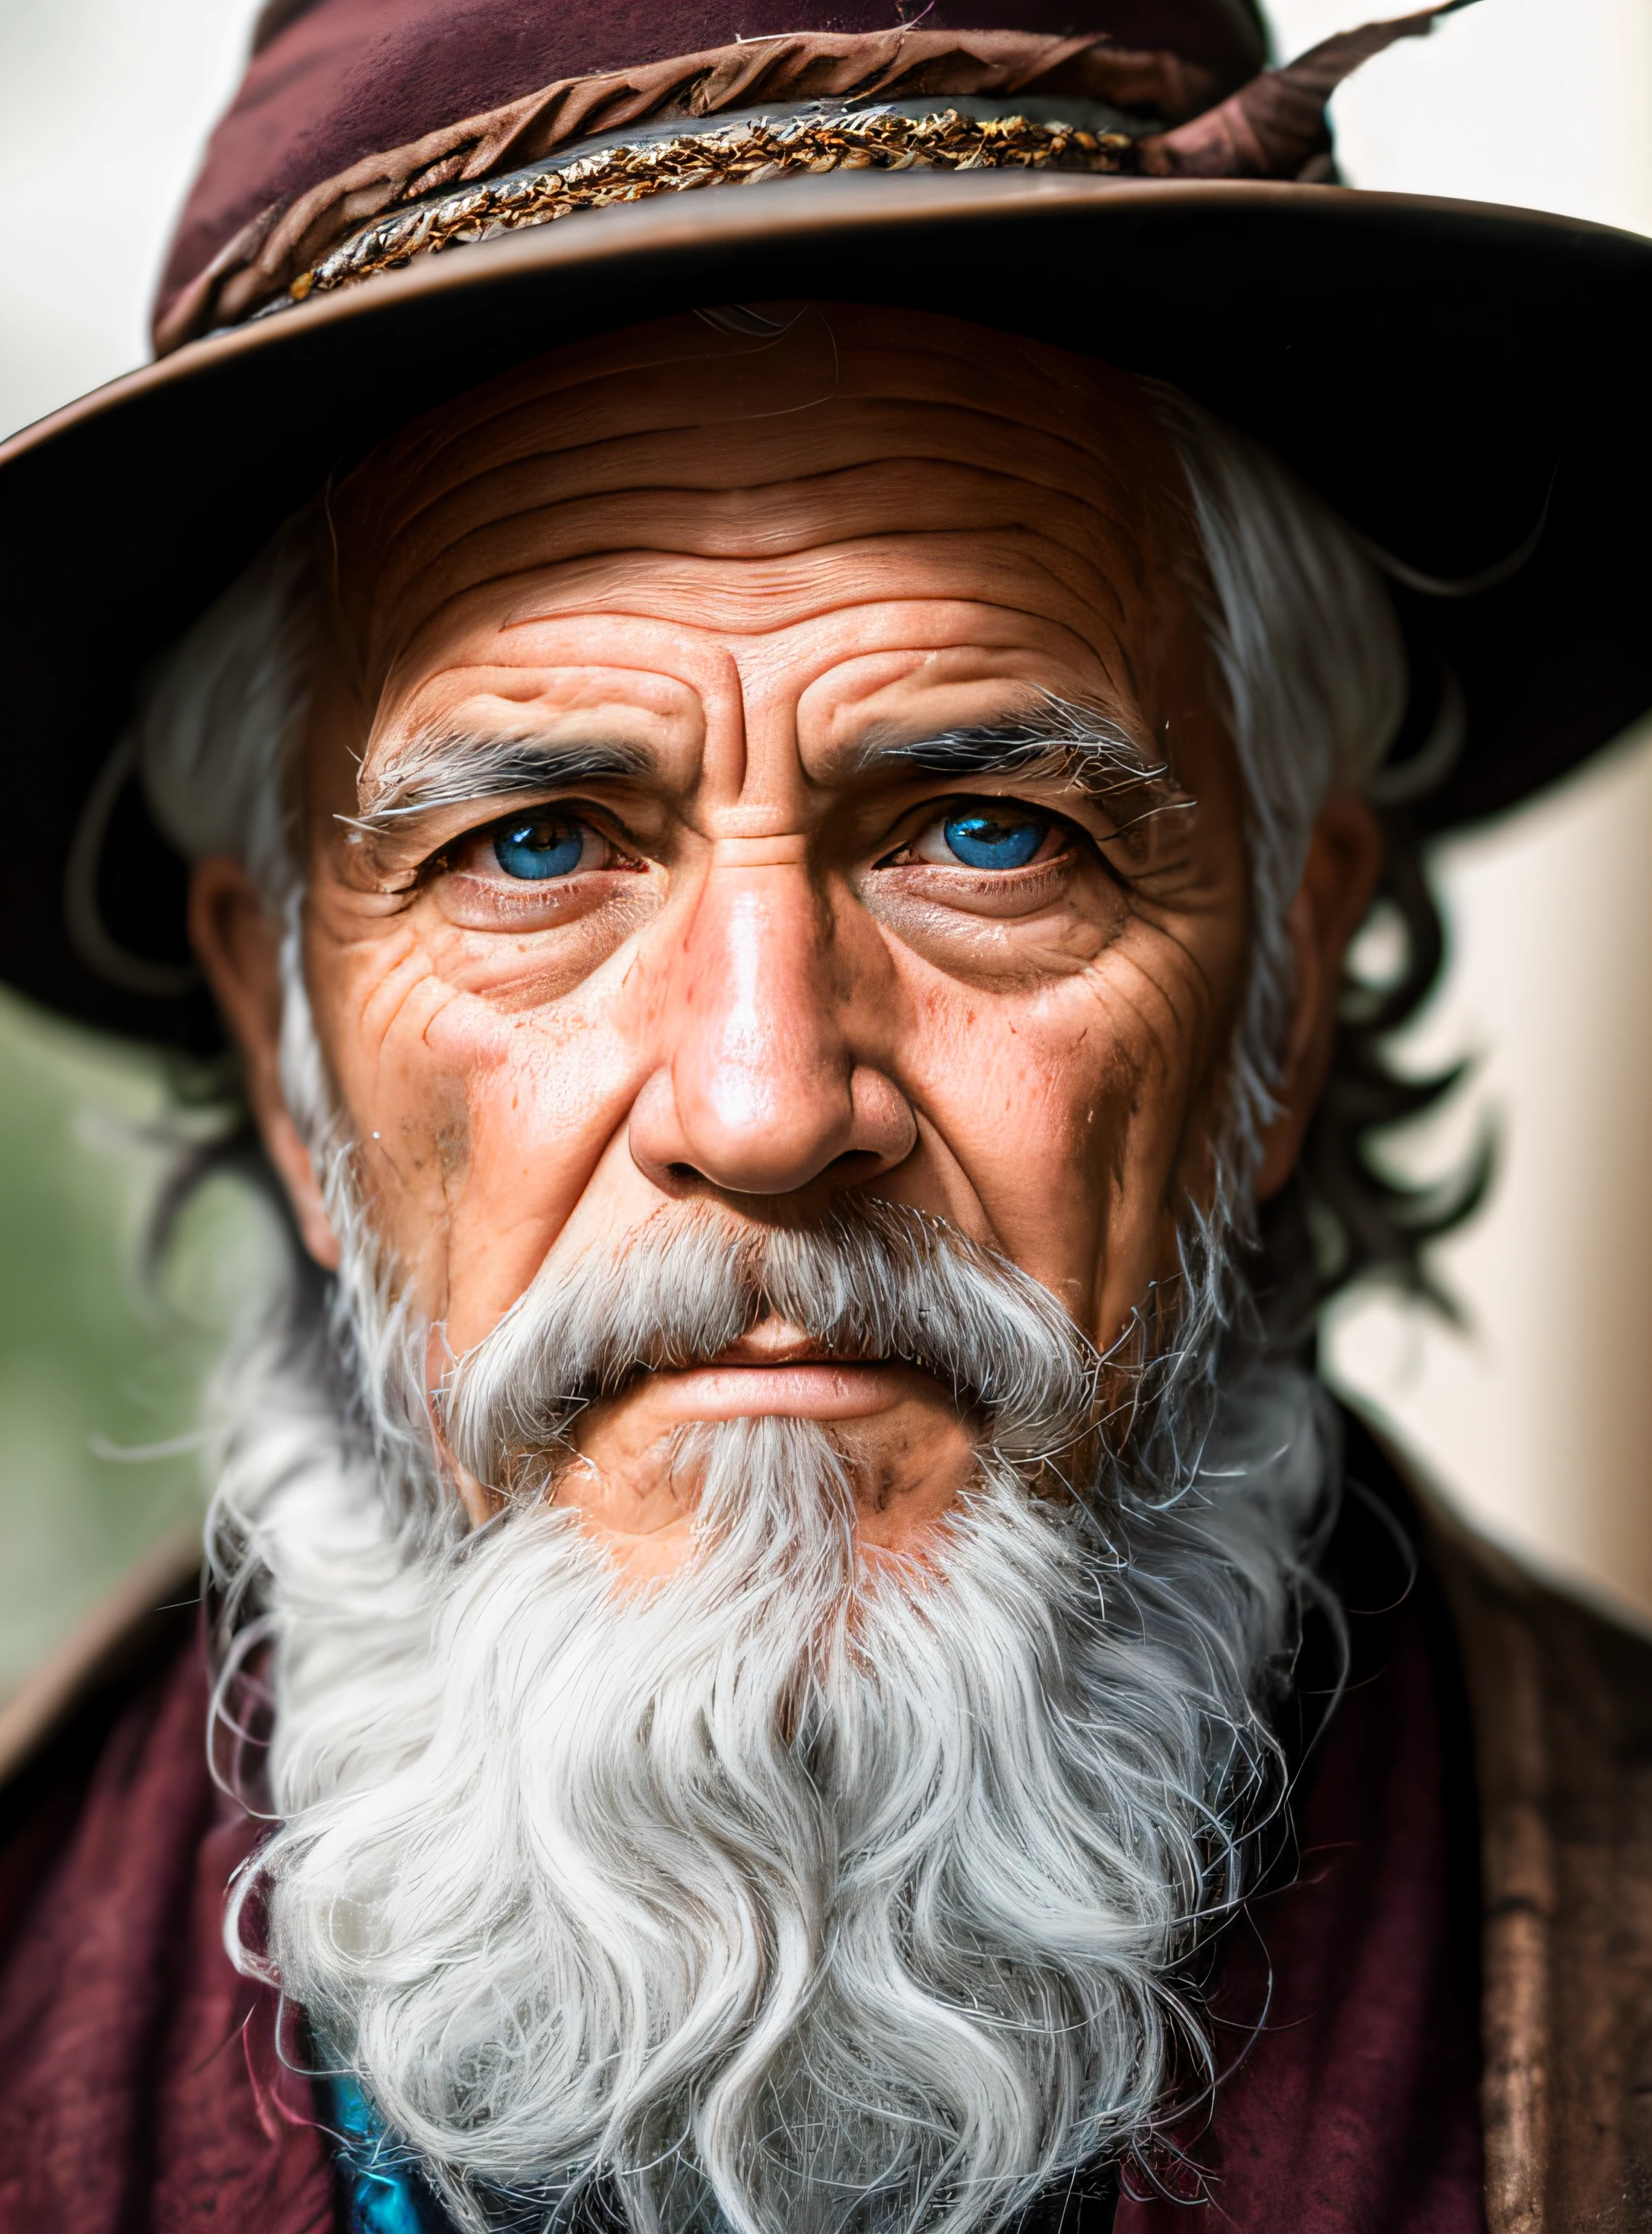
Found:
[289,107,1134,308]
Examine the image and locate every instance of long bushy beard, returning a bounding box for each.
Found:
[209,1188,1334,2234]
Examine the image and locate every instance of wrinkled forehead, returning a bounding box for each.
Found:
[324,304,1198,694]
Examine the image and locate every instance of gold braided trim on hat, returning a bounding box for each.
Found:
[289,108,1134,307]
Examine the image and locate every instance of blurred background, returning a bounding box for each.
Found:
[0,0,1649,1697]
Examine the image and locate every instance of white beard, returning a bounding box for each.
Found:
[208,1193,1333,2234]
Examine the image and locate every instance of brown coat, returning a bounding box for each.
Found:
[1425,1497,1652,2230]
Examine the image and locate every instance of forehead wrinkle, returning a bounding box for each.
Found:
[337,332,849,561]
[378,369,1147,519]
[364,467,1148,666]
[332,327,825,526]
[375,407,1126,561]
[341,401,1153,632]
[342,316,849,492]
[329,315,1196,725]
[372,534,1142,702]
[333,339,1176,610]
[343,320,1155,536]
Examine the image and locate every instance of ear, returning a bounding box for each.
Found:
[1253,790,1385,1202]
[188,855,341,1270]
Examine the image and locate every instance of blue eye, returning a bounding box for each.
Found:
[493,815,585,881]
[942,809,1046,870]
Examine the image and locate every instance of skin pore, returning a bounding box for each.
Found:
[191,306,1382,1579]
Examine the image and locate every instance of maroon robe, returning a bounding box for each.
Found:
[0,1428,1484,2232]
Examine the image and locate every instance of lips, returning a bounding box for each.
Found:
[615,1319,919,1425]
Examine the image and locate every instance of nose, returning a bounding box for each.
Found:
[628,843,916,1198]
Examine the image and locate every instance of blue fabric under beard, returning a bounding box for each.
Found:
[329,2070,451,2234]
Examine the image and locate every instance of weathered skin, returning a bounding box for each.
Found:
[191,307,1380,1577]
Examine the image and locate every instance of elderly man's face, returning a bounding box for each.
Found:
[196,308,1367,1573]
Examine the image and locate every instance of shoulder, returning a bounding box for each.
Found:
[0,1537,339,2222]
[0,1529,205,1948]
[0,1525,202,1790]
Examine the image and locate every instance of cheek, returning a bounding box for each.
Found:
[897,978,1125,1235]
[311,937,650,1325]
[442,1006,645,1285]
[890,938,1220,1325]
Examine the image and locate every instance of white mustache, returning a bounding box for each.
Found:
[436,1198,1101,1497]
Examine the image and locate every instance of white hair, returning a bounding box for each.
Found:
[137,509,317,910]
[1139,384,1406,1174]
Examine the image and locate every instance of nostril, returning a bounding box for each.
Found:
[630,1055,915,1198]
[828,1148,891,1181]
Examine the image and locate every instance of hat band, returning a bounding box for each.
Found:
[284,100,1140,313]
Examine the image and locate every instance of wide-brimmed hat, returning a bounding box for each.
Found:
[2,0,1649,1051]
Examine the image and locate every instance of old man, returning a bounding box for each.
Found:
[1,3,1651,2231]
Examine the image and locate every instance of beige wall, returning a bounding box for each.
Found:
[1,0,1650,1631]
[1327,742,1652,1622]
[0,0,260,440]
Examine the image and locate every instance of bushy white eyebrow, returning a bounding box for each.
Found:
[343,697,1182,844]
[860,696,1178,803]
[348,731,651,833]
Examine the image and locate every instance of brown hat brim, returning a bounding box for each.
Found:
[2,168,1648,1048]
